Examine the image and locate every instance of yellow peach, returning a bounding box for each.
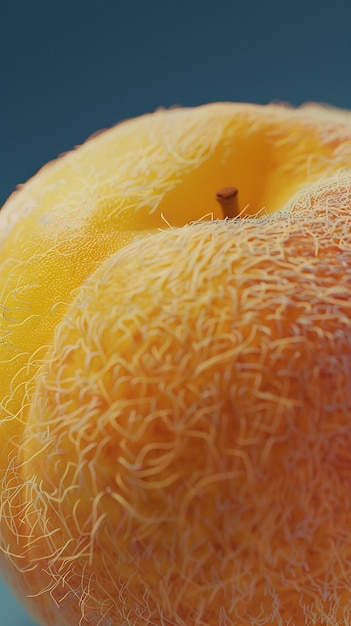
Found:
[1,103,351,625]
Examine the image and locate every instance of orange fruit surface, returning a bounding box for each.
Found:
[1,102,351,625]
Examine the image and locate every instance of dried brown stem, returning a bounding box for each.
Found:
[216,187,239,219]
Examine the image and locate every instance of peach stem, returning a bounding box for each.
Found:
[216,187,239,218]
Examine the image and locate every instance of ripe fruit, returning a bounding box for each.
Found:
[1,103,351,625]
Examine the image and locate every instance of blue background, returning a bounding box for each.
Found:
[1,0,351,623]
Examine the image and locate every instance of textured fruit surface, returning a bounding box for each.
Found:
[2,101,351,450]
[1,103,351,625]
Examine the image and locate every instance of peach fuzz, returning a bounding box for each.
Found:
[0,102,351,625]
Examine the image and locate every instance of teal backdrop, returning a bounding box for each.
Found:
[1,0,351,623]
